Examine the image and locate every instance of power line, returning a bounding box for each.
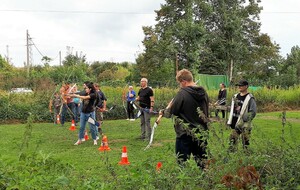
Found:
[32,42,45,58]
[0,9,155,15]
[1,9,300,14]
[261,11,300,14]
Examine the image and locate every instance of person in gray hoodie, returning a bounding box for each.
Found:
[160,69,209,169]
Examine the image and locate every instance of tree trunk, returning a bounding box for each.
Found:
[229,59,234,83]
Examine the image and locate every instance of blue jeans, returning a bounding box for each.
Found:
[60,102,76,125]
[78,111,97,140]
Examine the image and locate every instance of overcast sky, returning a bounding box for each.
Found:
[0,0,300,67]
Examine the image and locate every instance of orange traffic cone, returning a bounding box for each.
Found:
[69,120,76,131]
[56,114,61,124]
[118,146,130,165]
[98,135,111,151]
[84,130,89,141]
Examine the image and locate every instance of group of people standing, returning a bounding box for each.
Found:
[49,69,257,170]
[49,81,107,146]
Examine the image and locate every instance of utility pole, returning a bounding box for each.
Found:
[6,45,10,64]
[59,51,62,66]
[26,30,33,78]
[175,53,179,77]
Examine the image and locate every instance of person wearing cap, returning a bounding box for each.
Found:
[227,79,257,152]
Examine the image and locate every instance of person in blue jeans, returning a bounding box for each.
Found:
[70,82,98,146]
[126,86,136,121]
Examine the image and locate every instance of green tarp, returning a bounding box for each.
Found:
[195,74,229,90]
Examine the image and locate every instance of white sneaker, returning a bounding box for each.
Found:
[74,140,82,145]
[81,138,85,142]
[96,136,100,140]
[93,140,97,145]
[130,119,135,121]
[126,118,130,120]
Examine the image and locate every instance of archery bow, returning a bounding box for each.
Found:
[121,83,129,117]
[131,101,159,119]
[144,99,173,150]
[144,115,163,150]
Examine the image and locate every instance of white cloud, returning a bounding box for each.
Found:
[0,0,299,67]
[0,0,163,67]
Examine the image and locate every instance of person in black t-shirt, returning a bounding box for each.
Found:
[70,82,99,146]
[135,78,154,140]
[94,83,107,136]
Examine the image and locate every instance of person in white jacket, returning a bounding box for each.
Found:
[227,79,257,152]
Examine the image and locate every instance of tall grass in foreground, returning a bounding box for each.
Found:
[0,111,299,189]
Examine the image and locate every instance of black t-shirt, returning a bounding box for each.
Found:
[81,92,97,113]
[138,87,153,108]
[96,90,107,108]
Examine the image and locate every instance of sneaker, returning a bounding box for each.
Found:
[96,136,100,140]
[130,119,135,121]
[81,138,85,142]
[93,140,98,145]
[74,140,82,145]
[126,118,130,120]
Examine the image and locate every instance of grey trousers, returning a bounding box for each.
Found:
[140,110,151,139]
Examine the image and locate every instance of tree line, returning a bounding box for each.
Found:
[1,0,300,90]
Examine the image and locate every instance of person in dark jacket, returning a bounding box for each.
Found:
[227,79,257,152]
[160,69,209,169]
[215,83,227,118]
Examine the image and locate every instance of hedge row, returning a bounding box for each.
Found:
[0,86,299,123]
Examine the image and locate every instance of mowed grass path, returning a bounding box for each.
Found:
[0,111,299,180]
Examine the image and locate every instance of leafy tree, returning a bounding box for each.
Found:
[272,46,300,87]
[63,52,87,67]
[137,0,210,84]
[201,0,280,83]
[140,0,280,85]
[285,46,300,78]
[0,55,13,71]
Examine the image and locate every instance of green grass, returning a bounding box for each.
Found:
[0,112,300,189]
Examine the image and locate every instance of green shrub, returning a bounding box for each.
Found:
[1,86,300,122]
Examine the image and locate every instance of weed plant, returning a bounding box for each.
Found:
[0,112,300,189]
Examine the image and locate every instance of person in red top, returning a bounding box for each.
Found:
[59,82,76,126]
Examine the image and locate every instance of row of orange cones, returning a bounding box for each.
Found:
[98,133,162,170]
[55,115,76,130]
[56,115,162,169]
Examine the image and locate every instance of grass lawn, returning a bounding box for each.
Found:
[0,111,299,189]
